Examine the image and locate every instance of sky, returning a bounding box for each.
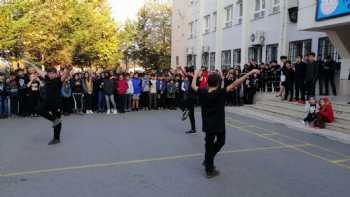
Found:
[108,0,146,23]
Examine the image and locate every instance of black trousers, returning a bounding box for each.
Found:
[117,94,126,113]
[305,81,316,99]
[142,92,150,110]
[284,82,294,101]
[28,92,40,115]
[36,102,62,140]
[295,78,305,101]
[324,72,337,96]
[187,98,196,131]
[204,132,226,172]
[85,94,93,111]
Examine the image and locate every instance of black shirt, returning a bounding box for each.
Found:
[198,88,226,133]
[44,77,62,104]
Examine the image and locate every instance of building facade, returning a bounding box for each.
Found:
[171,0,349,95]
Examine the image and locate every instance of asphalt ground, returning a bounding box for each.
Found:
[1,109,350,197]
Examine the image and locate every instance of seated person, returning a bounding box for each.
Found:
[313,97,335,129]
[303,97,319,127]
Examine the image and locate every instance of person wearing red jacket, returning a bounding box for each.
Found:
[116,74,128,113]
[314,97,335,128]
[199,69,208,90]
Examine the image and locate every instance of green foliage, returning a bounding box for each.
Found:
[0,0,121,68]
[120,0,172,70]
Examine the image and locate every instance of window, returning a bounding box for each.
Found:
[233,49,241,65]
[254,0,266,19]
[289,39,312,63]
[221,50,232,69]
[204,15,210,34]
[271,0,280,14]
[189,22,194,38]
[212,12,217,31]
[210,52,216,71]
[202,52,209,67]
[266,44,278,63]
[224,5,233,28]
[318,37,341,62]
[187,54,197,67]
[248,46,263,63]
[235,0,243,24]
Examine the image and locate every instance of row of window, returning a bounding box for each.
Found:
[184,37,340,69]
[189,0,280,37]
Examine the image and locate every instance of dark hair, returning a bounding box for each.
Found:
[207,72,221,87]
[309,52,316,57]
[46,67,57,73]
[280,56,287,60]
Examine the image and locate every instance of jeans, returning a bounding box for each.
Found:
[149,93,157,109]
[97,91,106,111]
[105,94,116,111]
[126,94,132,111]
[0,96,9,116]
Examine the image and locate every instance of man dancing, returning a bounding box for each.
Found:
[33,64,72,145]
[191,68,260,178]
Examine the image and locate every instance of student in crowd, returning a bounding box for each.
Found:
[313,97,335,129]
[8,72,19,116]
[156,75,167,109]
[305,53,319,99]
[0,72,8,118]
[116,74,128,113]
[141,73,150,110]
[17,69,29,117]
[316,55,325,95]
[132,73,142,111]
[323,56,337,96]
[294,55,306,104]
[126,74,134,112]
[166,79,177,110]
[27,72,43,116]
[97,72,106,112]
[83,72,94,114]
[191,68,260,178]
[61,78,73,115]
[283,61,295,102]
[103,72,117,114]
[276,56,287,98]
[71,73,84,114]
[303,97,320,127]
[149,74,158,110]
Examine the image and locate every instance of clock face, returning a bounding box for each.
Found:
[320,0,339,15]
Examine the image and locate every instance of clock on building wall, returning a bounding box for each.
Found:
[320,0,339,15]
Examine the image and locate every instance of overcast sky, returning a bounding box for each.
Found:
[108,0,146,23]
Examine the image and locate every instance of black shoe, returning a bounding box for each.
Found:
[206,169,220,179]
[48,139,60,145]
[202,161,216,169]
[185,130,197,134]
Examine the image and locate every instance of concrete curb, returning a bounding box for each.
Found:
[227,107,350,145]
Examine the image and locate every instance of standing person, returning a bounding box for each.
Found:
[191,69,260,178]
[0,72,9,118]
[27,72,43,116]
[83,72,94,114]
[132,73,142,111]
[305,53,319,99]
[166,79,177,110]
[316,56,325,95]
[126,74,134,112]
[61,78,73,115]
[294,55,306,104]
[141,73,151,110]
[103,72,117,114]
[283,61,295,102]
[116,74,128,113]
[149,74,158,110]
[276,56,287,97]
[156,75,167,109]
[97,72,106,112]
[323,56,337,96]
[16,69,29,117]
[71,73,84,114]
[33,64,72,145]
[8,72,19,116]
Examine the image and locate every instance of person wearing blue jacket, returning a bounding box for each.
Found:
[156,75,167,109]
[132,73,142,111]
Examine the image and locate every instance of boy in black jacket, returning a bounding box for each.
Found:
[191,68,260,178]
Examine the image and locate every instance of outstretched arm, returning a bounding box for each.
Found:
[226,69,260,92]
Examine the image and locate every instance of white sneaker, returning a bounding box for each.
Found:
[113,110,118,114]
[107,110,111,115]
[90,110,94,114]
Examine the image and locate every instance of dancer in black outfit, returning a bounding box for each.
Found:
[33,64,72,145]
[191,68,260,178]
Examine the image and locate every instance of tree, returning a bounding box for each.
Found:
[131,0,172,70]
[0,0,122,68]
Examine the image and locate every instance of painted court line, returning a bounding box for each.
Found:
[227,117,350,160]
[330,159,350,164]
[226,121,350,172]
[0,144,312,178]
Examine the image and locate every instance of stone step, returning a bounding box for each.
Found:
[258,101,350,122]
[245,104,350,132]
